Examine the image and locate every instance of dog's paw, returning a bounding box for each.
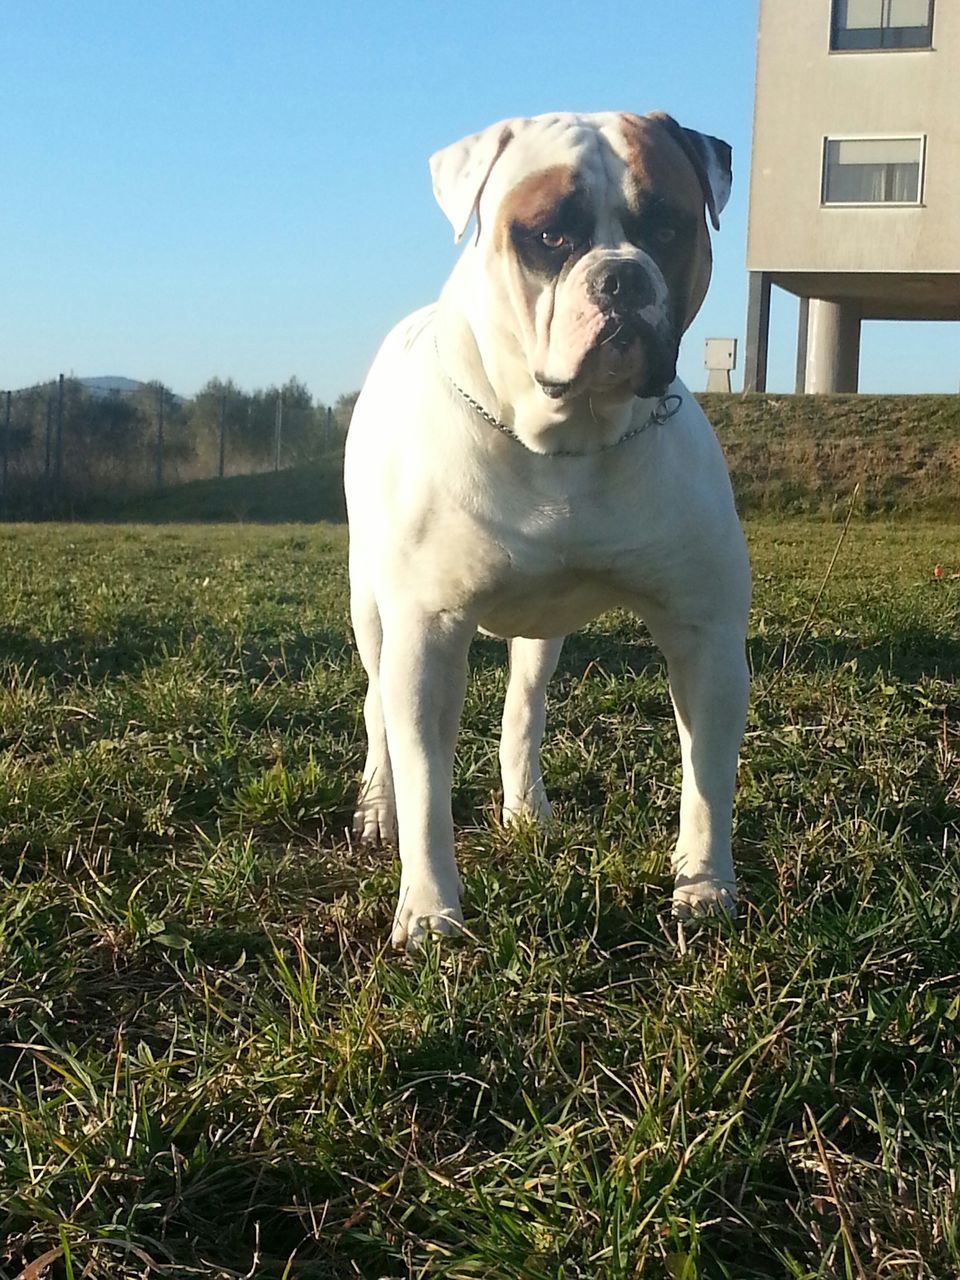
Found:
[501,785,553,830]
[391,879,464,952]
[672,876,738,920]
[352,792,398,848]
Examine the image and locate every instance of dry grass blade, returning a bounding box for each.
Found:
[13,1250,63,1280]
[804,1104,870,1280]
[774,481,861,682]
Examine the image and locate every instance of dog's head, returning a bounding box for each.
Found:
[431,111,730,404]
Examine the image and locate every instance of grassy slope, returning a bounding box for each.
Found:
[78,393,960,526]
[1,520,959,1278]
[702,394,960,517]
[88,461,348,524]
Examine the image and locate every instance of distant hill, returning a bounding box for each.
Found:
[8,375,149,396]
[80,376,147,397]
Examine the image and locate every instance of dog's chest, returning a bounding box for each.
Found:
[476,569,621,639]
[468,494,658,637]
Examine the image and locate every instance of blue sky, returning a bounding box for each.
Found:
[1,0,956,401]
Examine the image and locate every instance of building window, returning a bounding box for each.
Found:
[822,137,924,204]
[831,0,934,50]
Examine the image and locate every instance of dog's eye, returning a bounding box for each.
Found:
[540,230,569,250]
[655,226,677,244]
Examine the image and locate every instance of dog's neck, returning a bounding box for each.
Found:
[435,278,657,457]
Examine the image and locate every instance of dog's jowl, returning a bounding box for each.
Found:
[344,111,751,950]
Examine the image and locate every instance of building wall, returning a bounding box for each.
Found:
[747,0,960,275]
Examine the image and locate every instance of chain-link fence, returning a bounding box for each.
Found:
[0,376,352,518]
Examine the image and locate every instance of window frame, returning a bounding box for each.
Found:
[829,0,935,53]
[820,133,927,207]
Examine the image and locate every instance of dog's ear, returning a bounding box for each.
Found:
[429,119,518,243]
[646,113,732,231]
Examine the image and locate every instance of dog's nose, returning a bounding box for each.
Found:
[536,376,574,399]
[588,261,655,312]
[598,270,621,298]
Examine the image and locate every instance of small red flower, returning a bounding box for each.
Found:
[934,565,943,579]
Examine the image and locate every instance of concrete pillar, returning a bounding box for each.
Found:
[743,271,771,392]
[805,299,861,393]
[795,297,810,394]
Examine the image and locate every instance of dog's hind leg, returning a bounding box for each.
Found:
[500,636,564,827]
[350,582,398,847]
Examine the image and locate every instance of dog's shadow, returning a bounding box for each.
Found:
[467,627,664,683]
[0,619,354,688]
[468,622,960,685]
[748,627,960,684]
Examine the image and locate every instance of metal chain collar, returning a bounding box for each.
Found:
[438,347,682,459]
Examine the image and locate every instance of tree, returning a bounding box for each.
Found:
[334,391,360,440]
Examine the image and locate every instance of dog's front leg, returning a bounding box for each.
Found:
[647,614,749,917]
[379,606,473,950]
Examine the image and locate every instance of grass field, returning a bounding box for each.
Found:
[1,517,959,1279]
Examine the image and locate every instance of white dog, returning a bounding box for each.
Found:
[344,111,750,950]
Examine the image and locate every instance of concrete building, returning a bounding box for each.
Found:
[744,0,959,392]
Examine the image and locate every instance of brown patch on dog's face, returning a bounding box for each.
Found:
[493,164,594,274]
[490,164,604,392]
[617,113,713,331]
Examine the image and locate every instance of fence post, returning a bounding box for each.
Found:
[155,384,165,489]
[218,391,226,478]
[274,391,283,473]
[1,386,9,512]
[45,398,53,482]
[54,373,65,496]
[1,390,10,515]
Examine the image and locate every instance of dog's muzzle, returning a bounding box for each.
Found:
[581,260,678,399]
[586,259,657,315]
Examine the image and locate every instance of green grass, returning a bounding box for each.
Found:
[1,518,958,1278]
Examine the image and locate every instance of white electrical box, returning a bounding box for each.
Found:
[704,338,737,371]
